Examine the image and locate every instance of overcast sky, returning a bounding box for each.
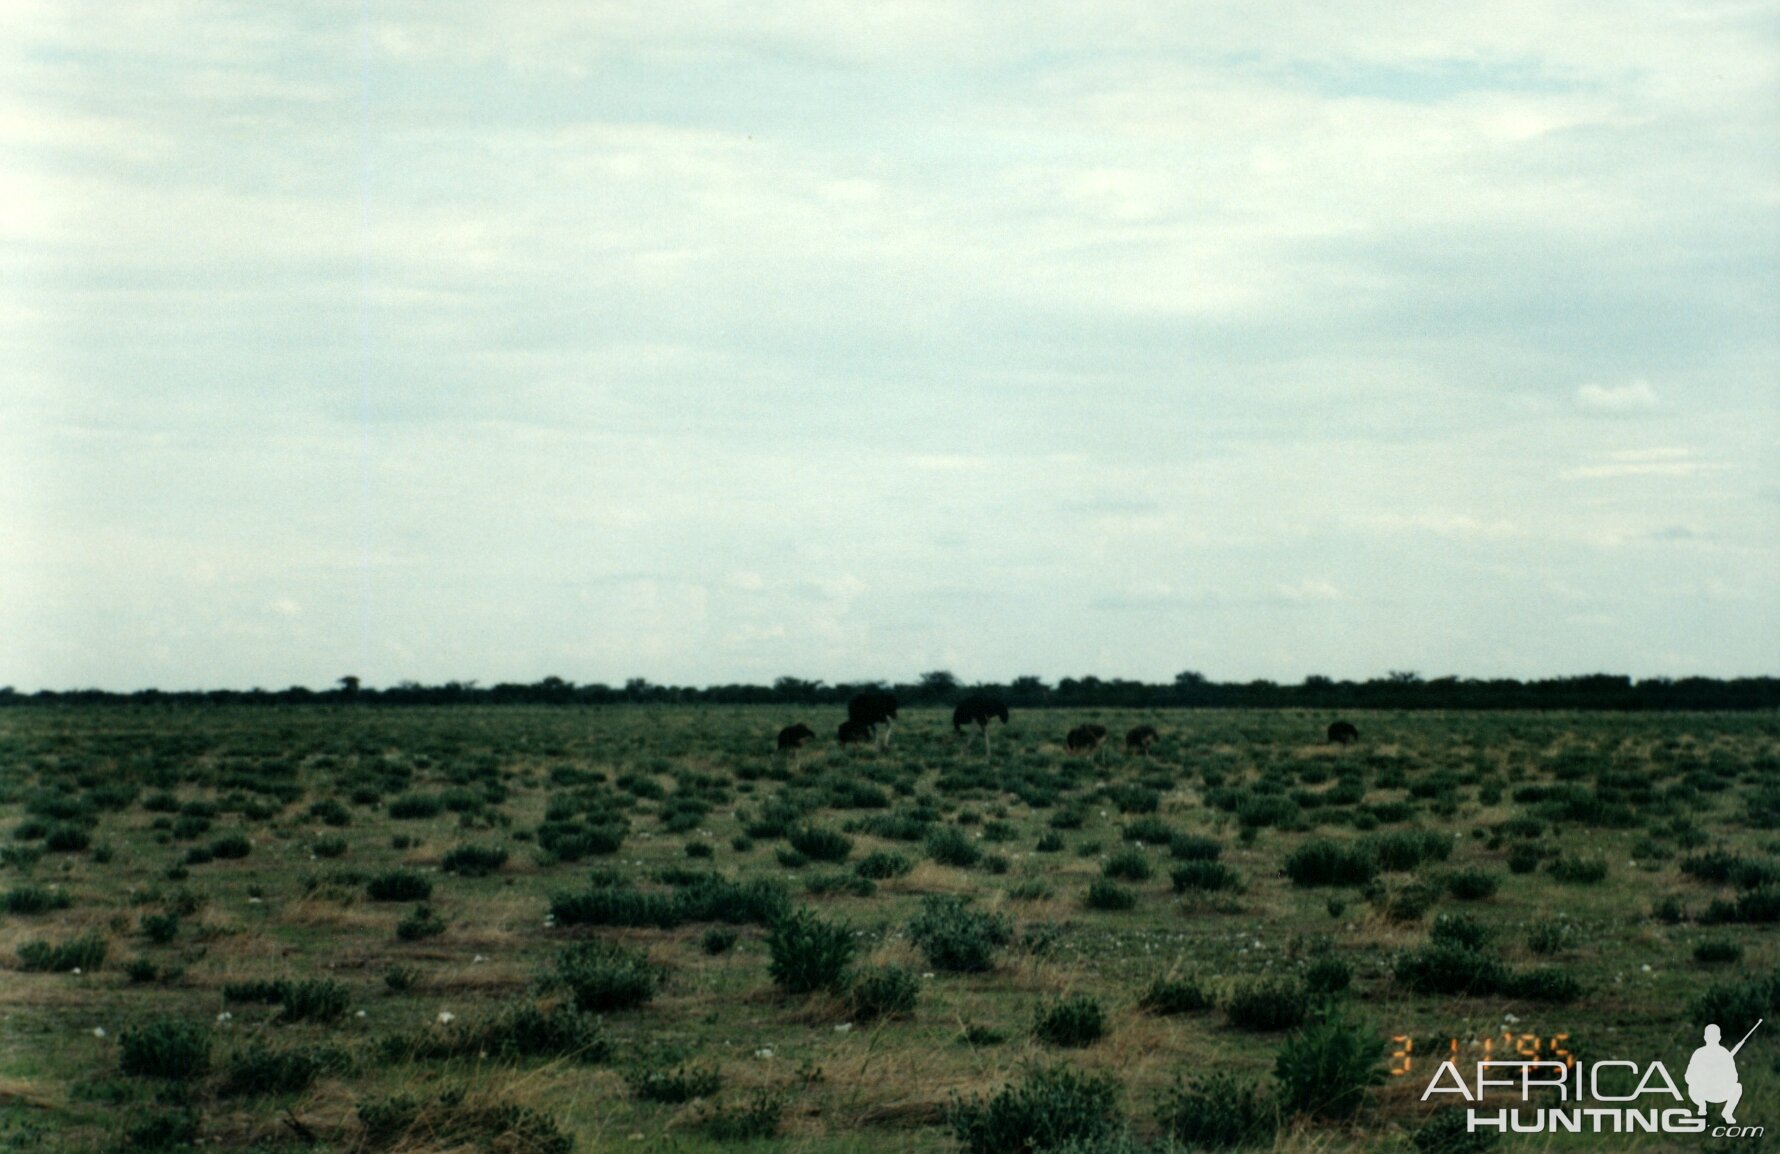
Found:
[3,2,1776,692]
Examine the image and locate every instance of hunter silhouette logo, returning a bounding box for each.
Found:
[1420,1017,1765,1138]
[1689,1020,1760,1125]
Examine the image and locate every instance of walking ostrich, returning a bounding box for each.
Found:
[1327,720,1359,745]
[1065,723,1109,756]
[1125,725,1159,755]
[847,691,899,749]
[952,694,1009,756]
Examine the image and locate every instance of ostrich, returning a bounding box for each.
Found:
[1065,723,1109,756]
[1125,725,1159,755]
[952,694,1009,756]
[837,719,873,748]
[1327,720,1360,746]
[776,723,816,752]
[847,691,899,749]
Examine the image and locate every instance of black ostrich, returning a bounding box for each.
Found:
[847,691,899,749]
[776,723,816,752]
[1327,720,1360,746]
[951,694,1009,756]
[837,718,873,748]
[1125,725,1159,755]
[1065,723,1109,755]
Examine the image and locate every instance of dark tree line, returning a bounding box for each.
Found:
[2,670,1777,712]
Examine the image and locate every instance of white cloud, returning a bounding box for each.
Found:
[1576,380,1659,412]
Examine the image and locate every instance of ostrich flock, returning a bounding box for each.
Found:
[774,692,1360,758]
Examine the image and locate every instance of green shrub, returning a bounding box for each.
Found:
[1084,878,1138,911]
[311,834,349,858]
[1170,861,1241,892]
[1274,1007,1384,1120]
[1691,973,1780,1038]
[397,904,447,940]
[386,793,444,820]
[1138,975,1213,1016]
[3,885,71,915]
[1507,967,1582,1003]
[394,1000,611,1064]
[1429,913,1490,951]
[441,844,508,877]
[279,978,351,1024]
[855,850,912,879]
[219,1043,335,1097]
[1695,939,1745,965]
[628,1064,721,1103]
[1546,854,1609,884]
[1121,817,1175,844]
[948,1066,1123,1154]
[1305,955,1352,996]
[1284,839,1378,887]
[1507,844,1541,874]
[1034,994,1107,1047]
[119,1017,210,1080]
[1445,869,1500,900]
[1225,975,1309,1031]
[926,826,984,868]
[1168,834,1224,861]
[908,895,1012,973]
[44,824,93,853]
[850,965,921,1020]
[766,906,856,994]
[17,932,107,972]
[701,926,738,955]
[1035,832,1066,853]
[209,832,252,859]
[788,826,853,862]
[1394,944,1507,996]
[222,979,289,1004]
[1102,847,1153,881]
[555,939,658,1011]
[1372,829,1453,871]
[367,870,433,902]
[1159,1071,1276,1149]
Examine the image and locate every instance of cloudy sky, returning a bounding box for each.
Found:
[3,2,1776,691]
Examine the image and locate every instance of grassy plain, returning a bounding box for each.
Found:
[0,705,1778,1153]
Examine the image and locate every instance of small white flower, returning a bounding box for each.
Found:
[1503,1013,1520,1024]
[437,1011,456,1024]
[922,972,935,979]
[834,1023,853,1033]
[216,1012,232,1024]
[248,897,261,904]
[356,1010,367,1018]
[71,968,82,975]
[1641,964,1652,973]
[755,1047,774,1059]
[92,1027,106,1038]
[472,955,487,963]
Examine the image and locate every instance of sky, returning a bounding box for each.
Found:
[2,1,1776,692]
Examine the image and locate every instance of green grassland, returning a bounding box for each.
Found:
[1,705,1778,1153]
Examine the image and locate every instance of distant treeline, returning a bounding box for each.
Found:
[3,671,1778,712]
